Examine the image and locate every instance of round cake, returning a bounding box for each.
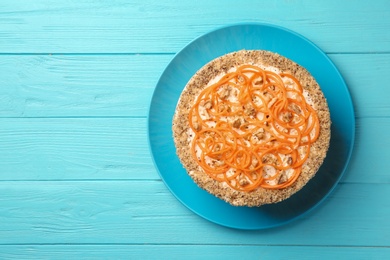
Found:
[172,50,331,207]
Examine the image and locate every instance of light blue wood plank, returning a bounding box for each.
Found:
[0,54,388,118]
[329,54,390,118]
[0,54,171,117]
[0,118,158,180]
[0,245,389,259]
[344,118,390,184]
[0,0,388,53]
[0,117,386,183]
[0,180,389,246]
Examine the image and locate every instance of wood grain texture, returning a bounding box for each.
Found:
[0,0,389,257]
[0,118,157,180]
[0,54,171,117]
[0,245,389,259]
[0,117,387,183]
[0,54,389,118]
[0,0,388,53]
[0,180,389,246]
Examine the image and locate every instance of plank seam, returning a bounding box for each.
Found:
[0,53,177,56]
[0,52,389,56]
[0,116,148,119]
[0,243,389,248]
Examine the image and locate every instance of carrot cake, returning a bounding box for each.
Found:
[172,50,331,207]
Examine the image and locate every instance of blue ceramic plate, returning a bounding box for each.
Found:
[148,23,355,230]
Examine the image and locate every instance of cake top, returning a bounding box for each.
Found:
[173,50,331,206]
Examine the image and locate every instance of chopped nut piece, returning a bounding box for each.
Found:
[254,76,263,85]
[262,154,276,164]
[263,91,273,102]
[282,112,293,123]
[237,75,245,83]
[254,128,265,139]
[214,160,225,167]
[238,174,249,186]
[193,122,202,131]
[201,109,210,119]
[278,171,288,184]
[204,100,213,109]
[219,86,231,100]
[245,106,256,117]
[287,156,293,165]
[218,104,227,113]
[290,103,301,114]
[255,133,264,140]
[258,133,265,139]
[232,119,241,128]
[252,172,258,180]
[251,157,259,167]
[262,155,269,164]
[250,135,259,144]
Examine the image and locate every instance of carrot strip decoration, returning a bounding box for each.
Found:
[188,65,320,191]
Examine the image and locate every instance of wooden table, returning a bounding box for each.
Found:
[1,1,389,258]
